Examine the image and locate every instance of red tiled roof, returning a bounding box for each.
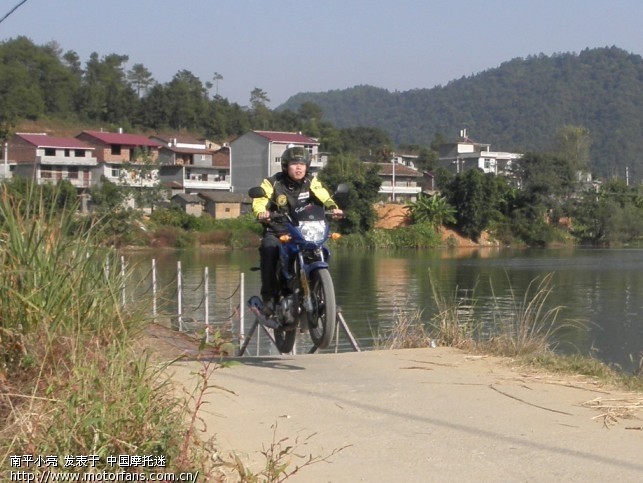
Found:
[160,146,213,155]
[16,133,94,150]
[80,131,163,147]
[254,131,319,145]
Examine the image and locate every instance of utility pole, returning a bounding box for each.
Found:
[391,158,396,202]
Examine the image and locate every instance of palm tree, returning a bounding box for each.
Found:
[406,194,457,231]
[212,72,223,97]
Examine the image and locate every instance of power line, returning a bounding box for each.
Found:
[0,0,28,26]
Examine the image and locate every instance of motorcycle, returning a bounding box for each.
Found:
[247,183,348,354]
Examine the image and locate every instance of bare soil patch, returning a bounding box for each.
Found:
[374,203,498,247]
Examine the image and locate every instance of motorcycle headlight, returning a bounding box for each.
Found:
[299,220,326,243]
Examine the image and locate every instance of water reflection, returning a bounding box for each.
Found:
[126,248,643,372]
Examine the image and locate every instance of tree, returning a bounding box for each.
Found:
[319,154,381,234]
[78,52,137,123]
[212,72,223,97]
[414,146,439,172]
[513,151,577,224]
[406,194,456,231]
[166,70,209,130]
[89,178,127,211]
[250,87,270,110]
[442,169,514,242]
[250,87,272,130]
[553,125,591,174]
[127,63,155,97]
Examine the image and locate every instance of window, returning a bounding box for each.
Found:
[44,148,55,156]
[64,149,70,157]
[74,149,85,157]
[111,168,120,178]
[68,166,78,179]
[111,145,121,155]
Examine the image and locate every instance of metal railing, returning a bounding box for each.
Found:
[129,259,360,356]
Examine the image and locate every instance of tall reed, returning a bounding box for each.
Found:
[0,182,198,474]
[377,270,579,358]
[486,272,575,357]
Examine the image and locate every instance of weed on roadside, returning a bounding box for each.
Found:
[213,422,350,482]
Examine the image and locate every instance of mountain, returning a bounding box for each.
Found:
[280,47,643,183]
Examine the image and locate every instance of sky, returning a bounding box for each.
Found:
[1,0,642,108]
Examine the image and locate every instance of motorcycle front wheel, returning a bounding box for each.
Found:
[307,268,337,349]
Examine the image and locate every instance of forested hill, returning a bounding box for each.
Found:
[280,47,643,182]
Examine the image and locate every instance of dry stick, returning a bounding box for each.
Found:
[489,384,573,415]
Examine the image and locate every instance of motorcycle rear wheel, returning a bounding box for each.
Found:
[307,268,337,349]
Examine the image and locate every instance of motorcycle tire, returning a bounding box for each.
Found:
[307,268,337,349]
[274,324,297,354]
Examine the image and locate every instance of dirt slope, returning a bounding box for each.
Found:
[374,203,497,247]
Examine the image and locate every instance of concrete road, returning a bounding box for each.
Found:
[170,348,643,482]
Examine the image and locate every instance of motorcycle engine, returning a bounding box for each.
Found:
[277,295,297,325]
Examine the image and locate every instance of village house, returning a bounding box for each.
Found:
[438,129,522,176]
[199,191,252,219]
[153,134,231,196]
[229,130,322,193]
[366,162,434,202]
[170,193,204,216]
[76,130,163,188]
[8,133,97,192]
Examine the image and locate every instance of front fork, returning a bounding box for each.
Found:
[298,249,327,314]
[298,252,313,313]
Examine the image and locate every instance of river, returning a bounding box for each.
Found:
[127,247,643,373]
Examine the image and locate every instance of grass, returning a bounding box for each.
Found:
[376,269,643,392]
[0,182,205,476]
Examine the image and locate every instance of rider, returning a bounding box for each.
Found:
[253,145,343,316]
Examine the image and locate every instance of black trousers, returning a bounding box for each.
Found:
[259,232,281,302]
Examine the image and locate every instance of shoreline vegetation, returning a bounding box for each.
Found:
[1,184,641,481]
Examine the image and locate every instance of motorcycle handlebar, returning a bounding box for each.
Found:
[258,210,343,223]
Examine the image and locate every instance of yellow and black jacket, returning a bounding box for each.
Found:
[252,173,338,235]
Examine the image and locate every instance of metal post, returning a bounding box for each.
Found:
[256,324,260,356]
[238,320,259,357]
[338,310,361,352]
[177,261,183,331]
[204,266,210,343]
[239,272,245,350]
[152,259,157,323]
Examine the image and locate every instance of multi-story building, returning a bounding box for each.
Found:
[8,133,97,191]
[438,129,522,176]
[153,135,231,195]
[366,162,433,202]
[230,131,321,193]
[76,130,163,188]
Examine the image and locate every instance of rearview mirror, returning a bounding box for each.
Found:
[248,187,266,198]
[335,183,349,195]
